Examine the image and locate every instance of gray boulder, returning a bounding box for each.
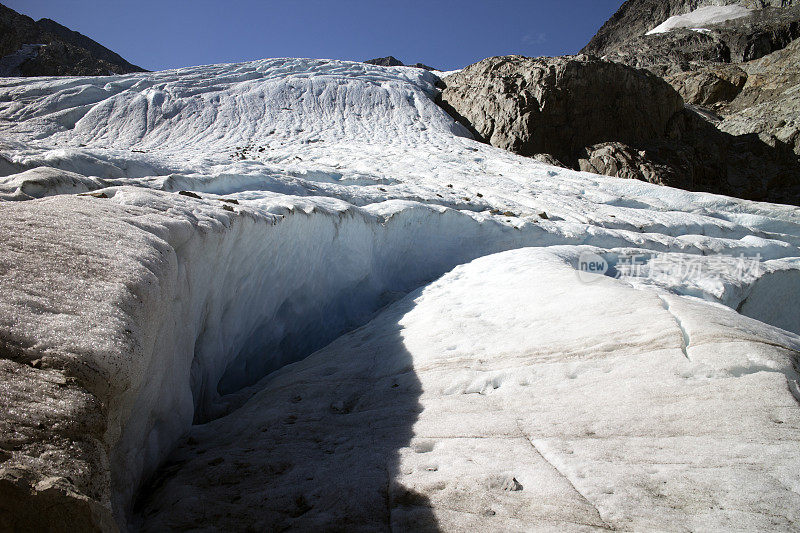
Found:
[438,55,684,165]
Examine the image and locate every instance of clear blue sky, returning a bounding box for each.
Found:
[6,0,623,71]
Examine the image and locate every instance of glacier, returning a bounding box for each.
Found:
[0,58,799,530]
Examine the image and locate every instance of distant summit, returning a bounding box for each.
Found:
[0,2,145,76]
[364,55,404,67]
[364,55,437,71]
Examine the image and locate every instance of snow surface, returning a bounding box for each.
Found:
[646,5,753,35]
[0,57,799,530]
[137,248,800,531]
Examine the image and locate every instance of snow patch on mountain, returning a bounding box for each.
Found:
[646,5,753,35]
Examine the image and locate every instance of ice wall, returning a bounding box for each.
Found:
[99,190,554,517]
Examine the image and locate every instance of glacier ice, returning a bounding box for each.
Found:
[0,57,798,530]
[136,248,800,531]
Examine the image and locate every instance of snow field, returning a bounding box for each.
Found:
[0,56,799,529]
[647,5,753,35]
[136,247,800,530]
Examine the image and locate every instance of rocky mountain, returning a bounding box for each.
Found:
[438,53,800,204]
[438,55,683,165]
[0,2,144,76]
[588,1,800,197]
[437,1,800,205]
[582,0,790,58]
[583,1,800,130]
[595,5,800,85]
[364,55,437,70]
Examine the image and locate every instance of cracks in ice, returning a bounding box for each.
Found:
[515,421,615,531]
[658,295,691,360]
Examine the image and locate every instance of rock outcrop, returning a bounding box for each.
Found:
[435,1,800,204]
[664,64,748,106]
[437,53,800,204]
[0,2,144,76]
[597,6,800,83]
[438,55,683,165]
[364,55,405,67]
[582,0,791,59]
[719,37,800,154]
[581,1,800,155]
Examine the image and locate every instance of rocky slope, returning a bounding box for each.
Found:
[598,6,800,78]
[584,0,800,152]
[0,2,144,76]
[718,37,800,154]
[438,55,682,165]
[582,0,791,58]
[436,1,800,205]
[438,54,800,204]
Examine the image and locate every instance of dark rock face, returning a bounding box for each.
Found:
[668,108,800,202]
[364,56,437,71]
[364,55,405,67]
[0,3,144,76]
[438,55,684,165]
[580,109,800,204]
